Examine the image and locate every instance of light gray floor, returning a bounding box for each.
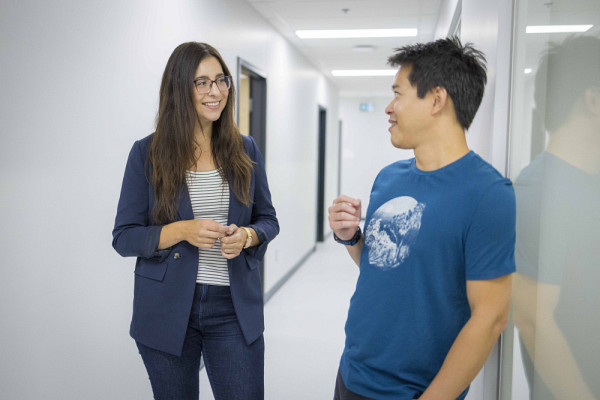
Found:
[200,237,359,399]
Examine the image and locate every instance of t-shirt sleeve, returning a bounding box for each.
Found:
[465,179,517,280]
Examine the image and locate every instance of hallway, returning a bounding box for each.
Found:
[200,237,360,399]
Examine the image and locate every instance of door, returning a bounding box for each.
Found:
[237,58,268,291]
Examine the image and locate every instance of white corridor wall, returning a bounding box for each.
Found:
[339,96,414,217]
[0,0,339,398]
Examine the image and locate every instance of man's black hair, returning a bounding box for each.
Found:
[387,36,487,130]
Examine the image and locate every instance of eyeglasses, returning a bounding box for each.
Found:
[193,76,232,94]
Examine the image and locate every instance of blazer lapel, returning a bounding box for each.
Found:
[228,179,243,225]
[177,186,194,221]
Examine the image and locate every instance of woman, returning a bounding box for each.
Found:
[112,42,279,400]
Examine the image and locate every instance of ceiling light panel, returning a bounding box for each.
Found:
[525,24,593,33]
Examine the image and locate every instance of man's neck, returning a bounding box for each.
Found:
[547,118,600,174]
[413,125,470,171]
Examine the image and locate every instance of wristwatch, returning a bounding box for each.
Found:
[241,227,253,249]
[333,227,362,246]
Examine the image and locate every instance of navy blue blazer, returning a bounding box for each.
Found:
[112,134,279,356]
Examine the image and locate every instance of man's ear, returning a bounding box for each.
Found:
[584,87,600,116]
[431,86,448,115]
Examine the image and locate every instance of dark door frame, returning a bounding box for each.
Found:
[236,58,267,159]
[316,106,327,242]
[337,120,342,197]
[236,57,268,291]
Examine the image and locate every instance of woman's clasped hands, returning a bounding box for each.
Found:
[220,224,249,259]
[181,219,248,259]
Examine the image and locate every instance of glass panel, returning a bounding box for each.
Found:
[506,1,600,399]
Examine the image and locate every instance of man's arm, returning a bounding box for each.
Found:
[513,273,595,399]
[342,235,364,266]
[420,274,512,400]
[328,195,362,266]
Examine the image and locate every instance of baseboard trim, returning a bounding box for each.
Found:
[263,245,316,304]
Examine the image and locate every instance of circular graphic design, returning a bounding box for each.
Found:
[365,196,425,270]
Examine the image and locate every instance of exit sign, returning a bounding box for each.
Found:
[359,102,374,112]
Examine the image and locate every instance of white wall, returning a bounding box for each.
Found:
[339,97,414,218]
[258,37,340,291]
[436,0,513,174]
[462,0,514,173]
[0,0,338,398]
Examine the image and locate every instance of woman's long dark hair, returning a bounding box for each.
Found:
[150,42,253,224]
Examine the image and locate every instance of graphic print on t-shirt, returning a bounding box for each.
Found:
[365,196,425,270]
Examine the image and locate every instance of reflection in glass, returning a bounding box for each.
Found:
[511,33,600,399]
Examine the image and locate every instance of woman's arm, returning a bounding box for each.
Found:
[158,219,228,250]
[113,137,233,261]
[112,139,168,260]
[243,136,279,260]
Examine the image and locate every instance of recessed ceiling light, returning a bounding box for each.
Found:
[526,24,593,33]
[524,68,532,74]
[296,28,418,39]
[332,69,397,77]
[353,45,376,52]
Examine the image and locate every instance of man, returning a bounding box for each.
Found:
[512,35,600,399]
[328,37,515,400]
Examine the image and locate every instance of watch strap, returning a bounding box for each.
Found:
[333,226,362,246]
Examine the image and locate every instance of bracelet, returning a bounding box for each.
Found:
[241,227,253,249]
[333,226,362,246]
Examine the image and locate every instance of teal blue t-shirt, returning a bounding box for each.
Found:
[339,151,516,400]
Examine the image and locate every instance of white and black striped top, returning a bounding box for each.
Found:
[185,169,230,286]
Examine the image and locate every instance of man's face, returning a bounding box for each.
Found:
[385,65,433,149]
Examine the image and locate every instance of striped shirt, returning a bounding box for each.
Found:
[185,169,230,286]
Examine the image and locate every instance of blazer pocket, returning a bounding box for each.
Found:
[242,251,259,270]
[134,258,168,281]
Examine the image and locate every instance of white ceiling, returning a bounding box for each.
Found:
[243,0,600,97]
[244,0,443,97]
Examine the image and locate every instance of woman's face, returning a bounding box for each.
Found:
[192,56,229,130]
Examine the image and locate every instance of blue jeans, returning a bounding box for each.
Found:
[136,284,264,400]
